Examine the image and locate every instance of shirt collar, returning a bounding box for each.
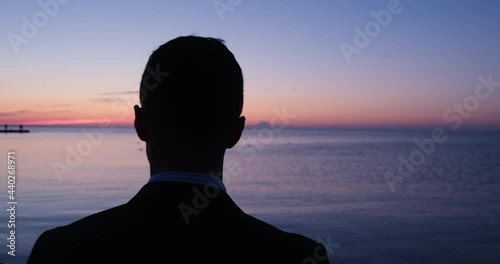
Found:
[148,171,226,193]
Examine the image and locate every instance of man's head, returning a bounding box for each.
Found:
[134,36,245,173]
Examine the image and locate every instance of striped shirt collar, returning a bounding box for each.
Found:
[148,171,226,192]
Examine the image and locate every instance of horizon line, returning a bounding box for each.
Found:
[4,123,500,132]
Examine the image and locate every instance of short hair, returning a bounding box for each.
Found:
[139,36,243,134]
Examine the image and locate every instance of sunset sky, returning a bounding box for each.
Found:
[1,0,499,128]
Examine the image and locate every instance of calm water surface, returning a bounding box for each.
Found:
[0,127,499,263]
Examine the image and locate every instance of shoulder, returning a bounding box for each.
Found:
[234,213,330,263]
[28,203,130,263]
[46,202,130,238]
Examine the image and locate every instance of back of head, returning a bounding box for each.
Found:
[139,36,244,146]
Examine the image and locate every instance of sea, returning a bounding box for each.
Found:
[0,126,499,263]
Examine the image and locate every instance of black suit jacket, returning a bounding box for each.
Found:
[28,182,329,263]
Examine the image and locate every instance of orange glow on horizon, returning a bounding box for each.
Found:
[2,91,499,129]
[3,111,498,129]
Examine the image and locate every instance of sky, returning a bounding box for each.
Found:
[1,0,499,129]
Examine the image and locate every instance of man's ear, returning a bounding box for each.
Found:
[134,105,148,142]
[226,116,245,149]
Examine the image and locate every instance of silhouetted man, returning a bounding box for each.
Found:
[28,36,329,264]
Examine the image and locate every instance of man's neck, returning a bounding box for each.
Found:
[147,144,226,180]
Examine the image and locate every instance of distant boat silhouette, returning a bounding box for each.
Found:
[1,125,30,133]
